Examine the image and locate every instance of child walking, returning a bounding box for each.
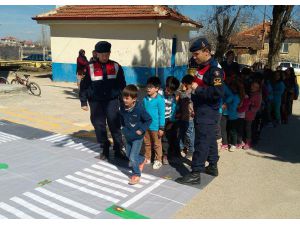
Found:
[143,77,165,169]
[119,85,152,185]
[177,75,195,159]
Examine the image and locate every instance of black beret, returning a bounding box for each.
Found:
[189,38,210,52]
[95,41,111,53]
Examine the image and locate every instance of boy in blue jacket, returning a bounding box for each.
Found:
[119,85,152,185]
[143,77,165,170]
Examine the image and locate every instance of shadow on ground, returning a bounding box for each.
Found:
[248,114,300,164]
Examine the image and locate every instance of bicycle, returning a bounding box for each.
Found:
[10,71,41,96]
[0,77,9,84]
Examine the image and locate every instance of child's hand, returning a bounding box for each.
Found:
[136,130,142,135]
[191,82,198,90]
[158,130,164,138]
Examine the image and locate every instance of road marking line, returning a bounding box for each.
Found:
[75,171,136,193]
[65,175,127,198]
[91,164,150,184]
[98,161,156,181]
[35,188,100,215]
[0,132,21,139]
[121,179,166,208]
[23,192,89,219]
[74,142,98,149]
[46,135,68,142]
[63,141,76,146]
[0,202,33,219]
[56,179,120,203]
[0,133,20,141]
[0,213,8,219]
[83,168,143,188]
[148,193,186,206]
[50,136,69,143]
[10,196,62,219]
[40,134,61,141]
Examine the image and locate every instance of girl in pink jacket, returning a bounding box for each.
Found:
[244,80,262,149]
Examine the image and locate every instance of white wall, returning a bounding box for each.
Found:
[50,22,190,68]
[50,23,158,67]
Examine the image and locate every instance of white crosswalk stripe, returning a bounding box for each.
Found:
[23,192,89,219]
[0,202,33,219]
[98,161,157,181]
[91,164,151,184]
[83,168,143,188]
[65,175,128,198]
[0,213,8,219]
[39,134,99,155]
[10,196,62,219]
[0,133,21,141]
[40,134,61,141]
[56,179,120,203]
[35,188,100,215]
[74,171,136,193]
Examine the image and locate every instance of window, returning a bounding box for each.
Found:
[280,43,289,53]
[280,62,290,68]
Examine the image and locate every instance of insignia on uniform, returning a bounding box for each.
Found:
[201,41,205,48]
[213,77,222,86]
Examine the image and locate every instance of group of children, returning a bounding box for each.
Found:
[119,66,299,185]
[119,75,195,184]
[219,66,299,151]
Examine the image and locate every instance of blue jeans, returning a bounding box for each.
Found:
[125,138,144,177]
[179,120,195,152]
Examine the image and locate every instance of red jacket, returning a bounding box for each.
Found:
[245,91,262,121]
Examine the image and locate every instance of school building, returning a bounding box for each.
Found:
[33,5,202,85]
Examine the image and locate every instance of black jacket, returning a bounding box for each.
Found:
[79,60,126,106]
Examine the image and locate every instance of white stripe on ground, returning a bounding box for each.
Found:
[75,171,136,193]
[0,137,8,142]
[0,202,33,219]
[0,213,8,219]
[98,161,156,181]
[40,134,62,141]
[74,142,97,149]
[48,135,68,142]
[91,164,150,184]
[0,134,17,141]
[35,188,100,215]
[92,165,150,184]
[0,132,21,139]
[149,193,186,206]
[23,192,89,219]
[121,179,166,208]
[65,175,127,198]
[84,168,143,188]
[63,141,76,147]
[56,179,120,203]
[10,197,62,219]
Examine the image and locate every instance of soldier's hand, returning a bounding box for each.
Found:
[81,106,89,111]
[191,82,198,90]
[136,130,142,135]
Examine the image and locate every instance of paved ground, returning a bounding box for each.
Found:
[1,71,300,218]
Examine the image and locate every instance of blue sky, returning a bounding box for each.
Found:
[0,5,297,42]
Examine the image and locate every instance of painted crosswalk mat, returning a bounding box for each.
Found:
[0,120,214,219]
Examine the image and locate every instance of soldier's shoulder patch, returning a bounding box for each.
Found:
[213,77,222,86]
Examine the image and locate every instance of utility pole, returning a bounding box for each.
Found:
[41,25,46,61]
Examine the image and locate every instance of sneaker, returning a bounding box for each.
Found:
[243,143,251,150]
[236,142,245,149]
[139,159,146,172]
[220,144,229,151]
[162,155,169,165]
[186,151,193,161]
[145,158,151,164]
[153,160,162,170]
[128,175,140,185]
[229,145,236,152]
